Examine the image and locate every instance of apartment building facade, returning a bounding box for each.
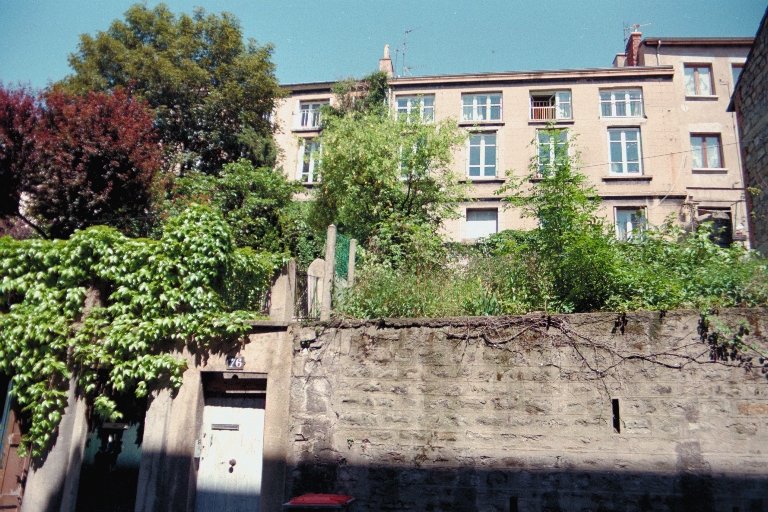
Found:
[273,34,752,245]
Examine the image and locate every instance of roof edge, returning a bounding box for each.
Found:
[280,66,675,91]
[642,37,754,46]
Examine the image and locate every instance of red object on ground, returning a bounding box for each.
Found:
[285,493,355,507]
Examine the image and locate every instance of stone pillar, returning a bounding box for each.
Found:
[269,259,296,323]
[134,369,204,512]
[321,225,336,321]
[347,239,357,287]
[307,259,325,319]
[20,380,88,512]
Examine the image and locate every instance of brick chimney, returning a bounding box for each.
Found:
[379,44,394,77]
[625,31,642,66]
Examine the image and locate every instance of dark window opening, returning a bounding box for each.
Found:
[612,398,621,433]
[510,496,519,512]
[697,208,733,248]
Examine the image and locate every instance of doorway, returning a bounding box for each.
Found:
[195,373,266,512]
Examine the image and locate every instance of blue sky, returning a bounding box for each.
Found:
[0,0,765,88]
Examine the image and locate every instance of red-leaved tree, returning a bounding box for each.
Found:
[0,85,39,236]
[29,89,161,238]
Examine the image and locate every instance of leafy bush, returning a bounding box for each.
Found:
[0,205,279,456]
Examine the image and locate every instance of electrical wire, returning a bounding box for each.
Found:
[577,134,767,171]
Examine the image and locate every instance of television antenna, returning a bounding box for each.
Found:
[394,27,421,76]
[623,22,651,43]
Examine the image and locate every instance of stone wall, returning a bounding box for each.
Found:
[735,8,768,255]
[287,309,768,511]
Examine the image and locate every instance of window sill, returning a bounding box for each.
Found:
[459,121,504,128]
[692,168,728,174]
[299,182,319,188]
[528,119,574,125]
[600,116,646,122]
[602,175,652,182]
[462,177,505,183]
[685,95,719,101]
[292,127,323,133]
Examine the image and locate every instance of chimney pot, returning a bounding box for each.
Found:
[379,44,394,77]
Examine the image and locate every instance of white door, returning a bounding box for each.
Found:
[195,397,265,512]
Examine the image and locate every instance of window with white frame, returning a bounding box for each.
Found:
[684,65,714,96]
[608,128,642,174]
[615,208,645,240]
[537,129,568,175]
[297,101,327,129]
[530,91,572,121]
[297,140,321,182]
[600,89,643,117]
[462,93,502,122]
[396,95,435,122]
[467,133,497,178]
[466,209,498,239]
[690,134,723,169]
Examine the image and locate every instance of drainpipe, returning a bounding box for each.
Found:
[656,40,662,66]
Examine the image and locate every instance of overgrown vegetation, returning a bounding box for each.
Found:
[311,71,467,247]
[0,206,280,456]
[339,128,768,319]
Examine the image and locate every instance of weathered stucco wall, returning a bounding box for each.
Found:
[288,309,768,511]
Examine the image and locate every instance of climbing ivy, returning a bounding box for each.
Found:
[0,205,281,456]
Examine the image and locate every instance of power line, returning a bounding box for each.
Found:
[577,134,767,171]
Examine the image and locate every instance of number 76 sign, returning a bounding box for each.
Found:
[226,356,245,370]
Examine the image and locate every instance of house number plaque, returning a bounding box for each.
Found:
[225,356,245,370]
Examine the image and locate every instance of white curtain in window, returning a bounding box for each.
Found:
[691,138,704,168]
[697,67,712,95]
[684,67,696,95]
[556,92,572,119]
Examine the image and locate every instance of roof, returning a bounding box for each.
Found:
[281,66,674,94]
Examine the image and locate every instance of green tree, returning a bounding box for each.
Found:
[63,3,283,174]
[312,101,466,246]
[167,159,300,253]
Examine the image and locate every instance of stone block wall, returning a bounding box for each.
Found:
[287,309,768,511]
[735,8,768,255]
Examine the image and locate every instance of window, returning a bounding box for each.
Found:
[690,134,723,169]
[616,208,645,240]
[537,129,568,175]
[684,65,713,96]
[297,101,327,128]
[608,128,642,174]
[530,91,572,121]
[466,209,498,239]
[731,64,744,90]
[462,94,502,122]
[467,133,496,177]
[396,95,435,122]
[600,89,643,117]
[297,140,320,182]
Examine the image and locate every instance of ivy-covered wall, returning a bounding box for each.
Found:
[288,309,768,511]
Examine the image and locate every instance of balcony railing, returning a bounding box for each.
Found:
[530,101,556,120]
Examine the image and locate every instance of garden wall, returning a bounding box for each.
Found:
[287,309,768,511]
